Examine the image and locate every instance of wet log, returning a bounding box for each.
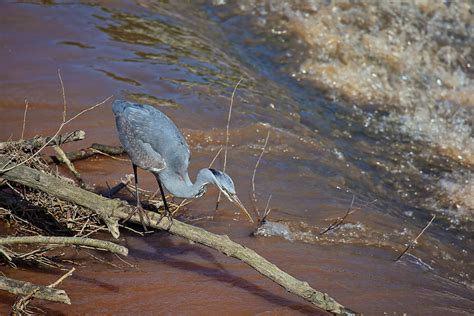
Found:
[0,155,356,315]
[0,276,71,304]
[0,236,128,256]
[0,130,85,151]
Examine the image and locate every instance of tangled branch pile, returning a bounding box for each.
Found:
[0,136,106,240]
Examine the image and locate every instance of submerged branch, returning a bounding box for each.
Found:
[10,268,75,314]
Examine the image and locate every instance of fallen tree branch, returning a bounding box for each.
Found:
[0,236,128,256]
[0,276,71,304]
[44,143,125,164]
[0,130,86,151]
[10,267,75,314]
[0,155,355,315]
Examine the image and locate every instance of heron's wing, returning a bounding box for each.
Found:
[115,114,166,172]
[114,101,191,175]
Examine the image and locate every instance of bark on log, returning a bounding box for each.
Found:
[0,155,356,315]
[0,130,85,151]
[0,276,71,304]
[0,236,128,256]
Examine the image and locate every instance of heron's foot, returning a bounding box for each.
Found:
[123,203,152,232]
[157,208,173,230]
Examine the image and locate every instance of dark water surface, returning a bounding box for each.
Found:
[0,1,473,314]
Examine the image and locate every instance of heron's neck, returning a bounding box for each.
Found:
[156,168,213,199]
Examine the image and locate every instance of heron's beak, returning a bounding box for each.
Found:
[230,194,254,223]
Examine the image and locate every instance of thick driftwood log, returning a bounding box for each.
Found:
[0,155,356,315]
[0,236,128,256]
[0,130,85,151]
[0,276,71,304]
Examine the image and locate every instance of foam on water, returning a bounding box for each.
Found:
[212,0,474,229]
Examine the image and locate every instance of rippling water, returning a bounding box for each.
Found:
[0,0,473,314]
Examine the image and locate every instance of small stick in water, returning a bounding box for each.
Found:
[216,78,242,212]
[319,194,356,235]
[21,99,29,140]
[208,147,223,169]
[251,130,270,218]
[261,194,272,222]
[395,215,436,262]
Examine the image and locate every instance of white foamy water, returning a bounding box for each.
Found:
[212,0,474,227]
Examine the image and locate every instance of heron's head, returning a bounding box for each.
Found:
[208,168,254,223]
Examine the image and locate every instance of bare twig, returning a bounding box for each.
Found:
[0,245,13,262]
[11,287,41,315]
[320,194,356,235]
[252,130,270,216]
[172,198,190,216]
[58,69,67,123]
[262,194,272,222]
[208,147,223,168]
[0,93,112,172]
[395,215,436,262]
[86,251,122,269]
[0,69,111,173]
[114,253,136,268]
[48,267,75,288]
[216,78,243,211]
[21,99,29,140]
[64,99,112,126]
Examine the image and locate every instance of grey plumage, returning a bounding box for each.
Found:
[112,100,253,222]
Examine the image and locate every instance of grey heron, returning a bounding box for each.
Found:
[112,100,254,225]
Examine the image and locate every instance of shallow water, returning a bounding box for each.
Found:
[0,1,473,314]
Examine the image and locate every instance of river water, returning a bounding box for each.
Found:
[0,1,473,314]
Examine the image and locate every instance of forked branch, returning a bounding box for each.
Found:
[0,155,356,315]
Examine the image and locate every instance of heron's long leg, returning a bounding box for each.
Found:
[132,164,140,207]
[123,163,150,231]
[156,177,173,229]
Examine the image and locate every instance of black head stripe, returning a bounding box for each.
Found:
[209,168,220,177]
[196,186,207,198]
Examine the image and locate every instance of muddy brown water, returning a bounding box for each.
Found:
[0,1,473,315]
